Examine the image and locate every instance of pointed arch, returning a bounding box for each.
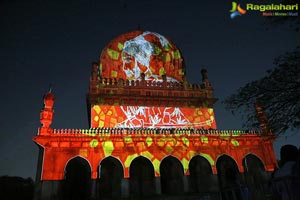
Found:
[129,156,155,196]
[189,155,213,193]
[216,154,240,187]
[160,155,184,195]
[63,155,92,176]
[243,153,268,199]
[216,154,243,200]
[62,156,92,200]
[98,156,123,198]
[243,153,266,172]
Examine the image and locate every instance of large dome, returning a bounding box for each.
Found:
[99,30,185,82]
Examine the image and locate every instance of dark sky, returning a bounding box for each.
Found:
[0,0,299,179]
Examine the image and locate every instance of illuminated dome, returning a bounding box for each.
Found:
[99,30,185,82]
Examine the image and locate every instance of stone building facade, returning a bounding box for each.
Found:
[33,30,277,200]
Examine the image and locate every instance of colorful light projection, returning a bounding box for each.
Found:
[100,31,184,82]
[91,105,216,129]
[86,132,218,176]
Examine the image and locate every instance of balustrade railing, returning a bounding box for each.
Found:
[50,128,263,136]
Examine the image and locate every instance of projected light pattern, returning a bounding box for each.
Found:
[36,128,255,180]
[91,105,216,129]
[100,30,184,82]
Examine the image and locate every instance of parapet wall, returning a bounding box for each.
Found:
[33,128,277,180]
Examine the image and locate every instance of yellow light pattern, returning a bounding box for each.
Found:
[172,50,181,59]
[102,141,114,156]
[152,159,160,175]
[181,158,189,173]
[90,139,99,148]
[117,42,123,50]
[200,153,215,165]
[187,151,198,160]
[93,105,101,114]
[231,139,239,146]
[165,146,174,154]
[146,137,153,146]
[201,136,208,143]
[107,48,119,60]
[124,136,133,143]
[125,154,138,168]
[182,137,189,146]
[140,151,154,160]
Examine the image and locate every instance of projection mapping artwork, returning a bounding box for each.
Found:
[91,105,216,129]
[100,31,184,82]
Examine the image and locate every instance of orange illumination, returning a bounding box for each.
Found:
[91,105,216,129]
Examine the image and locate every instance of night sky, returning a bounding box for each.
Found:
[0,0,299,179]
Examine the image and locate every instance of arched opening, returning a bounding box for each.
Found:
[216,154,242,200]
[129,156,155,197]
[62,156,91,200]
[98,156,123,198]
[160,156,184,195]
[189,155,213,193]
[243,154,267,199]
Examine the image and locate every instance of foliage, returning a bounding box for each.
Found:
[223,48,300,135]
[0,176,34,200]
[265,0,300,32]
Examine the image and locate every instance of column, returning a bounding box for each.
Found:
[121,178,129,198]
[155,177,161,195]
[183,175,189,193]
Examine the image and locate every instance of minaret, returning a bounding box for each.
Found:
[201,68,211,88]
[39,88,55,135]
[255,100,270,135]
[89,62,99,93]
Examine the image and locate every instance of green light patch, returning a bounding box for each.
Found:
[201,136,208,143]
[107,48,119,60]
[102,141,114,156]
[172,50,181,59]
[90,139,99,148]
[140,151,154,160]
[159,67,166,76]
[231,139,239,146]
[125,154,138,168]
[181,158,189,173]
[200,153,215,165]
[151,43,162,55]
[146,137,153,146]
[99,63,102,74]
[118,42,123,50]
[182,137,189,146]
[164,43,171,51]
[152,159,160,175]
[124,136,132,143]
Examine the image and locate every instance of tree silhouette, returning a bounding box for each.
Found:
[265,0,300,32]
[0,176,34,200]
[225,0,300,136]
[224,48,300,135]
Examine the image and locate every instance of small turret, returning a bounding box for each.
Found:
[89,62,99,93]
[39,87,55,135]
[201,69,211,88]
[255,100,271,135]
[44,90,54,109]
[91,62,98,80]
